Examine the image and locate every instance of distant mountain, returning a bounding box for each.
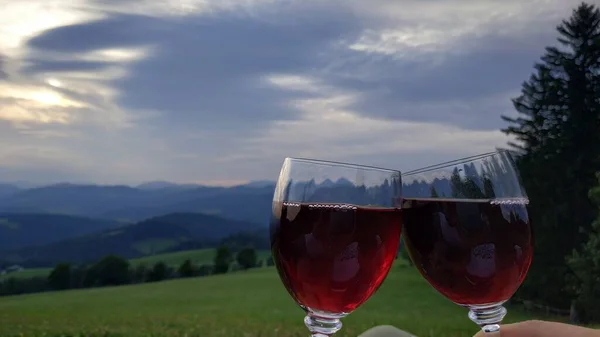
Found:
[0,184,20,199]
[0,179,383,236]
[136,181,276,190]
[136,181,201,191]
[1,181,42,189]
[0,212,261,267]
[98,185,275,224]
[243,180,276,188]
[0,213,121,251]
[0,183,149,216]
[0,183,275,225]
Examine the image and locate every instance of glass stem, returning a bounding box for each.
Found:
[304,310,345,337]
[467,303,507,334]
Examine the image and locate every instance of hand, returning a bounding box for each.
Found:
[473,320,599,337]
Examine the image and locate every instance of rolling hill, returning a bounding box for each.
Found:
[100,185,275,224]
[0,213,121,251]
[0,183,20,199]
[0,182,276,224]
[0,212,264,267]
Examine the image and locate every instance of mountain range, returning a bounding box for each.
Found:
[0,181,276,267]
[0,181,276,224]
[0,176,469,269]
[0,212,264,267]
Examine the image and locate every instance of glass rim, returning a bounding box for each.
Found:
[402,150,518,176]
[285,157,401,175]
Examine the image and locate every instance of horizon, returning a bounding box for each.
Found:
[0,179,264,189]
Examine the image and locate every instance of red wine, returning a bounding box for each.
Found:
[402,197,533,306]
[270,202,402,313]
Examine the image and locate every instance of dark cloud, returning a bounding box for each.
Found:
[21,59,114,75]
[24,5,553,133]
[0,54,7,79]
[26,9,364,130]
[27,14,163,53]
[116,12,364,128]
[326,32,554,129]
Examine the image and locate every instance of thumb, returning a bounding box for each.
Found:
[473,320,598,337]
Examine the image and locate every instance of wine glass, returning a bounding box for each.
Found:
[400,150,533,335]
[270,158,402,337]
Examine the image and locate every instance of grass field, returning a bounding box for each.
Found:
[0,264,551,337]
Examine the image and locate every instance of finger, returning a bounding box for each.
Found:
[473,320,598,337]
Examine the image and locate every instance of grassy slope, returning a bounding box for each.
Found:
[0,268,50,280]
[130,248,271,267]
[1,248,272,280]
[0,265,551,337]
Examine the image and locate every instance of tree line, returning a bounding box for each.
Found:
[396,2,600,323]
[500,2,600,323]
[0,246,273,297]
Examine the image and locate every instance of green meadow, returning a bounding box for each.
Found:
[130,248,271,267]
[0,264,551,337]
[0,268,50,280]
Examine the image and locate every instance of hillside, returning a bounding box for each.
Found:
[130,248,271,267]
[98,185,275,224]
[0,213,263,266]
[0,182,275,225]
[0,213,121,251]
[0,183,20,199]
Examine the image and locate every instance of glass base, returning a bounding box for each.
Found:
[467,302,507,334]
[304,309,347,337]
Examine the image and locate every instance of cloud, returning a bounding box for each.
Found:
[28,15,159,53]
[21,59,114,75]
[216,73,512,174]
[0,0,586,184]
[0,55,7,79]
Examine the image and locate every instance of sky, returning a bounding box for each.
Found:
[0,0,585,186]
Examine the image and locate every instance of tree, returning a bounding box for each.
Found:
[214,246,232,274]
[69,265,88,289]
[236,248,257,271]
[430,186,439,198]
[48,263,71,290]
[501,2,600,309]
[147,262,169,282]
[178,259,196,278]
[132,263,148,283]
[197,264,214,276]
[567,173,600,323]
[84,255,130,287]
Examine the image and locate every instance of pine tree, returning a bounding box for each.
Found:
[502,2,600,308]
